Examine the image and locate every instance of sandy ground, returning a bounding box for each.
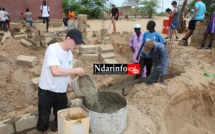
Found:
[1,17,215,134]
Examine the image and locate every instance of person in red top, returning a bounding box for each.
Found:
[165,8,173,39]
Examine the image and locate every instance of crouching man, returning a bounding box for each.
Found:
[37,29,85,134]
[142,40,169,85]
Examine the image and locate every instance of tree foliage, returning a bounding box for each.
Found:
[139,0,159,18]
[62,0,109,19]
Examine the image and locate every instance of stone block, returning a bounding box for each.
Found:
[98,44,115,53]
[15,114,38,132]
[79,45,97,54]
[100,52,115,61]
[195,26,208,31]
[33,24,46,30]
[100,29,107,36]
[27,32,33,38]
[77,14,87,19]
[10,23,20,29]
[0,120,14,134]
[196,21,209,26]
[34,31,40,36]
[32,77,40,89]
[39,30,45,36]
[41,41,47,48]
[178,41,188,46]
[14,34,26,40]
[25,38,36,44]
[35,42,41,47]
[16,55,38,67]
[81,54,99,61]
[103,58,118,64]
[199,30,206,35]
[26,23,31,31]
[193,30,200,35]
[34,35,41,42]
[0,31,4,36]
[20,38,32,47]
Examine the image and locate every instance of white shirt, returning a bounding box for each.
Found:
[0,11,5,21]
[39,43,73,93]
[4,11,9,20]
[40,5,50,17]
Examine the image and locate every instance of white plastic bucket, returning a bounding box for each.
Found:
[58,107,90,134]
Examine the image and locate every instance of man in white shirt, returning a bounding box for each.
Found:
[0,7,6,31]
[2,8,10,31]
[37,29,85,134]
[40,0,50,32]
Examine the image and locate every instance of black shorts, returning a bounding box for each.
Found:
[37,87,68,132]
[188,20,199,30]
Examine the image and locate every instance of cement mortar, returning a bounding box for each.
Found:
[83,91,127,113]
[78,76,103,113]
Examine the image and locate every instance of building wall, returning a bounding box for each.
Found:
[0,0,63,21]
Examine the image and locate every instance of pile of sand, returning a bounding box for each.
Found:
[123,43,215,134]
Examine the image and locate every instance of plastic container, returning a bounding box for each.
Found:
[162,20,169,34]
[70,75,97,97]
[82,91,128,134]
[58,107,90,134]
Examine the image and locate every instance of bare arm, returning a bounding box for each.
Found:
[192,7,198,19]
[50,66,85,77]
[136,43,144,60]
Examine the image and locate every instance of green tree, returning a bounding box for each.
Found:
[123,0,142,16]
[139,0,159,18]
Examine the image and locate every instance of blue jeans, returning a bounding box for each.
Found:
[26,20,33,28]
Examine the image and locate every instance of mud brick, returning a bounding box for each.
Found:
[81,54,99,61]
[16,55,38,67]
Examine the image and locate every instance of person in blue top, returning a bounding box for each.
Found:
[180,0,206,42]
[137,20,166,78]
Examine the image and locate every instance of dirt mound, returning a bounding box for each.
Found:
[123,43,215,134]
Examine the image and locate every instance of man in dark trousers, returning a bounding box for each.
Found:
[137,21,166,78]
[40,0,50,32]
[142,40,169,85]
[37,29,85,134]
[111,3,119,35]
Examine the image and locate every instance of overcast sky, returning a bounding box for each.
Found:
[109,0,186,13]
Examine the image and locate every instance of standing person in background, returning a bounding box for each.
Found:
[63,9,69,28]
[179,0,206,42]
[129,24,146,78]
[198,12,215,49]
[68,8,76,29]
[24,8,33,28]
[165,8,173,40]
[40,0,50,32]
[111,3,119,35]
[166,1,180,41]
[2,8,10,31]
[0,7,6,31]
